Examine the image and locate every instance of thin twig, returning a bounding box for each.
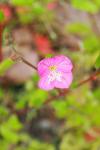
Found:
[21,57,37,70]
[76,71,100,87]
[10,51,37,71]
[8,28,37,70]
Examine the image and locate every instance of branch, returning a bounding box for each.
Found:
[10,51,37,71]
[75,71,100,87]
[21,57,37,70]
[8,29,37,70]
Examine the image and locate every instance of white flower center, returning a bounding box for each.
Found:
[48,71,62,83]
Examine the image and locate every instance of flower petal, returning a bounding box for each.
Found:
[37,58,55,76]
[38,75,54,90]
[54,55,71,64]
[54,55,73,72]
[54,72,73,89]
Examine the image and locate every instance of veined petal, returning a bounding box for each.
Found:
[57,63,73,73]
[37,57,55,76]
[54,55,73,72]
[38,74,54,90]
[54,72,73,89]
[54,55,71,64]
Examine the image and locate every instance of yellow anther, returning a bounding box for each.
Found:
[49,65,56,71]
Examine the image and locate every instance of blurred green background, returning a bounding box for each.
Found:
[0,0,100,150]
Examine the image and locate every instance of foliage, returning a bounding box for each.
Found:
[71,0,100,13]
[95,53,100,68]
[0,10,5,22]
[0,58,14,76]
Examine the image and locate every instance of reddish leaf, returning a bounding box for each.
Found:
[47,2,57,10]
[84,132,96,142]
[34,34,53,55]
[0,5,12,23]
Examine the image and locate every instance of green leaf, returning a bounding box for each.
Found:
[0,106,9,116]
[0,11,5,22]
[45,54,53,58]
[66,23,91,36]
[94,0,100,6]
[83,35,100,52]
[32,3,45,15]
[29,89,48,108]
[0,58,14,76]
[25,80,34,91]
[29,140,55,150]
[11,0,35,6]
[0,88,4,99]
[0,115,22,143]
[18,13,34,24]
[71,0,99,13]
[7,115,22,130]
[0,126,19,143]
[51,101,68,118]
[0,140,10,150]
[95,54,100,68]
[15,98,27,109]
[93,88,100,99]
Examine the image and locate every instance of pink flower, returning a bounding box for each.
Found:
[37,55,73,90]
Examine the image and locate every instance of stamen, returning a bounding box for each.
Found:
[49,65,56,71]
[48,71,62,83]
